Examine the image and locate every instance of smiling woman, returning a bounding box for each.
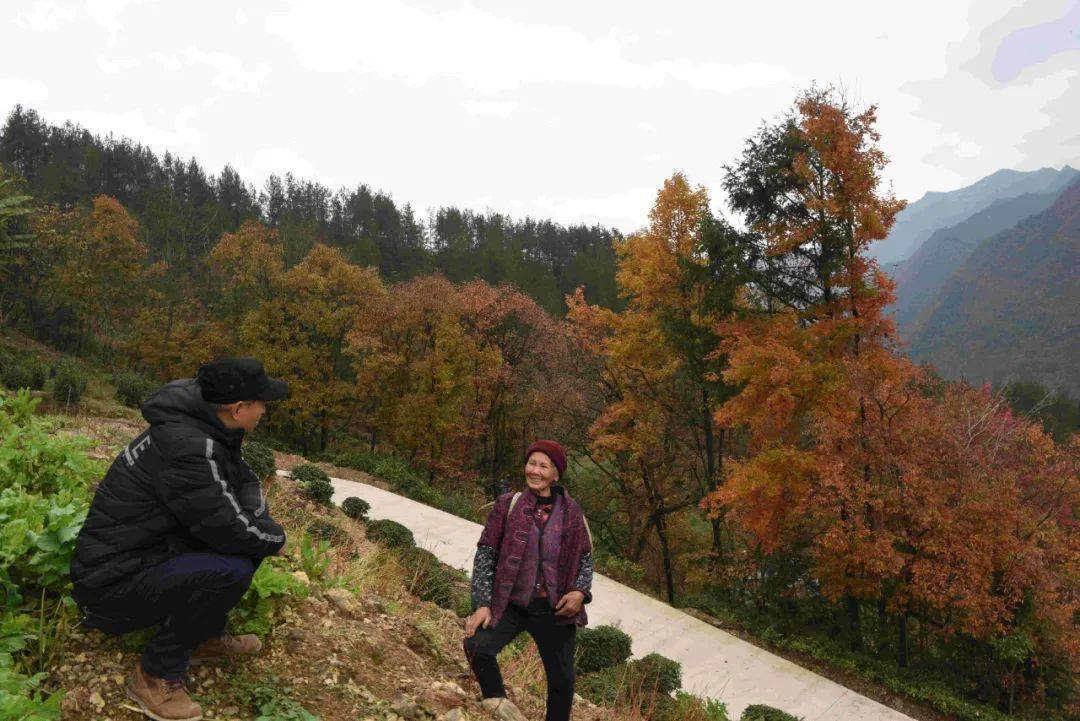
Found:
[463,439,594,721]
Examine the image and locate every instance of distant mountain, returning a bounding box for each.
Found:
[872,165,1078,265]
[907,178,1080,395]
[890,188,1068,333]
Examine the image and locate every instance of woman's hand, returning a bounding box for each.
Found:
[464,606,492,637]
[555,590,585,617]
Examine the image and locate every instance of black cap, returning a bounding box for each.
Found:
[196,358,289,404]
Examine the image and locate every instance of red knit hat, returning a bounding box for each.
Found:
[525,440,567,478]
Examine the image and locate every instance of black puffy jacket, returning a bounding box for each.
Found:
[71,379,286,605]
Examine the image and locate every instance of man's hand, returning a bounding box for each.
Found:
[555,590,585,617]
[464,606,492,637]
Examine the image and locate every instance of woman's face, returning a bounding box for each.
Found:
[524,452,558,496]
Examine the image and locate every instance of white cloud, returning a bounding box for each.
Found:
[461,100,518,118]
[246,147,319,183]
[83,0,154,45]
[266,0,788,95]
[149,48,271,93]
[97,55,142,73]
[182,48,271,93]
[0,77,49,106]
[14,1,76,31]
[54,106,199,149]
[3,0,1077,235]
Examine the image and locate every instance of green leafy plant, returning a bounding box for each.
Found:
[576,624,633,674]
[50,359,87,406]
[299,534,331,583]
[230,561,308,637]
[291,464,333,506]
[365,519,414,550]
[243,440,277,481]
[235,676,318,721]
[112,370,156,409]
[0,392,94,599]
[340,496,370,521]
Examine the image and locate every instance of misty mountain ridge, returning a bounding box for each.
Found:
[889,187,1070,333]
[906,177,1080,395]
[872,164,1078,265]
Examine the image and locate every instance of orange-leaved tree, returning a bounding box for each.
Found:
[706,86,906,644]
[567,173,747,601]
[242,243,385,453]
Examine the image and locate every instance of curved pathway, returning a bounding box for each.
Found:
[317,473,917,721]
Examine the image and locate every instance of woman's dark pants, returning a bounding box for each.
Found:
[464,598,577,721]
[78,553,257,680]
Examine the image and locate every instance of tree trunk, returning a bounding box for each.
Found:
[846,595,862,652]
[898,613,908,668]
[656,515,676,605]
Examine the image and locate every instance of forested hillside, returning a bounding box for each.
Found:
[0,105,621,317]
[908,178,1080,395]
[1,88,1076,721]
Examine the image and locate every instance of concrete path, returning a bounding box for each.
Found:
[319,474,917,721]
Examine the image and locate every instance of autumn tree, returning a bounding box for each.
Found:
[566,173,750,601]
[207,220,285,328]
[242,243,385,453]
[39,196,147,354]
[705,86,906,646]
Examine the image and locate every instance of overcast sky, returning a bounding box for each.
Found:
[2,0,1077,233]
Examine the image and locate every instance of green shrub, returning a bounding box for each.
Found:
[291,464,334,506]
[331,449,380,474]
[341,496,370,520]
[595,551,646,589]
[576,624,633,674]
[305,519,345,544]
[656,692,730,721]
[243,440,277,481]
[578,653,683,710]
[740,705,802,721]
[1,354,47,391]
[575,663,625,707]
[366,518,415,550]
[631,652,682,696]
[404,547,470,617]
[112,370,156,409]
[51,358,88,405]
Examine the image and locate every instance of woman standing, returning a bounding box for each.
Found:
[464,440,594,721]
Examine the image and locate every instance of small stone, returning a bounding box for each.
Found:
[89,691,105,709]
[392,697,422,719]
[221,706,239,715]
[431,681,466,698]
[442,709,464,721]
[480,698,527,721]
[324,587,359,616]
[291,570,310,586]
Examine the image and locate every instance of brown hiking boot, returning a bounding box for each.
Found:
[126,664,202,721]
[190,633,262,663]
